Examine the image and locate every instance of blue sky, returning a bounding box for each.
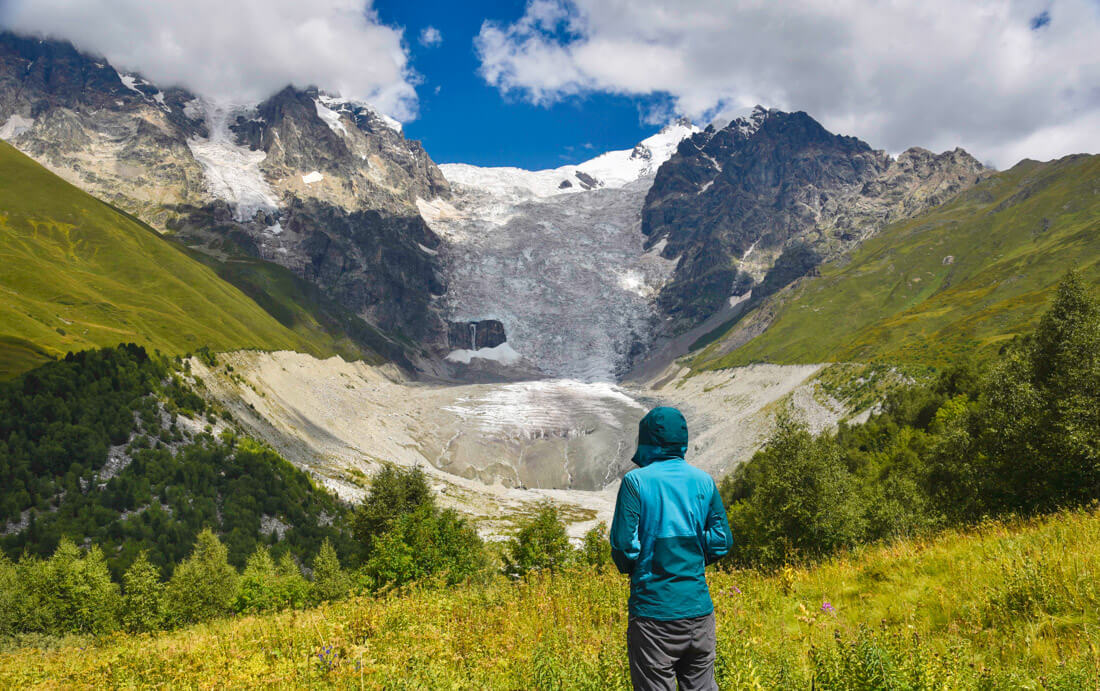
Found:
[373,0,663,169]
[4,1,1095,169]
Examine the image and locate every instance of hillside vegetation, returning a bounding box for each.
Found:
[0,142,347,378]
[4,508,1100,688]
[697,154,1100,369]
[0,346,354,577]
[0,274,1095,688]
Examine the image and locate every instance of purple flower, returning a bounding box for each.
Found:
[821,601,836,615]
[730,585,742,595]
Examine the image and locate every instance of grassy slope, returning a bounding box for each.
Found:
[186,253,406,367]
[4,509,1100,688]
[697,155,1100,370]
[0,141,341,378]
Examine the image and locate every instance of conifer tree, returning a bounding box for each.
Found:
[166,529,238,624]
[121,551,164,632]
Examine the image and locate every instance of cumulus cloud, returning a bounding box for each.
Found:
[419,26,443,48]
[0,0,418,120]
[475,0,1100,167]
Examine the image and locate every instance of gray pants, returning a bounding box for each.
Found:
[627,612,717,691]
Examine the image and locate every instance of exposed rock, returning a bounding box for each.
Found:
[0,31,452,351]
[574,170,600,190]
[642,106,986,332]
[448,319,507,350]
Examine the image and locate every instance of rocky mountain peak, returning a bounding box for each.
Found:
[641,107,985,333]
[0,30,453,350]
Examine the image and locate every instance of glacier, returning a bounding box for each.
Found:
[185,100,280,223]
[424,122,698,383]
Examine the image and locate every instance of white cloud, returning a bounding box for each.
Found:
[475,0,1100,168]
[0,0,419,121]
[419,26,443,48]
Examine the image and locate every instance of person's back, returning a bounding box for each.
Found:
[610,407,732,691]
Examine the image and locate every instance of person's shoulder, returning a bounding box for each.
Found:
[683,462,718,487]
[623,466,648,483]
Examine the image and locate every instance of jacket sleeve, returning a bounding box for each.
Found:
[609,477,641,575]
[703,482,733,565]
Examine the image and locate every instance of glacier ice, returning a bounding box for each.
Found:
[186,100,280,223]
[425,123,697,383]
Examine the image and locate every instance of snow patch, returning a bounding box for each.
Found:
[616,269,655,298]
[0,113,34,140]
[118,72,168,110]
[729,290,753,308]
[314,99,347,136]
[317,94,402,133]
[302,170,324,184]
[446,342,523,366]
[183,98,204,120]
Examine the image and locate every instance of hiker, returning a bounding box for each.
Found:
[610,406,733,691]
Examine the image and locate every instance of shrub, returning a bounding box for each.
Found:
[580,522,612,573]
[363,503,486,588]
[236,546,281,614]
[0,555,19,636]
[15,539,121,635]
[504,503,575,578]
[724,415,864,567]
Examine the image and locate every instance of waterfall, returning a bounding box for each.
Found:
[469,322,477,350]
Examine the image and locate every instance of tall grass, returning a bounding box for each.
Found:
[5,508,1100,688]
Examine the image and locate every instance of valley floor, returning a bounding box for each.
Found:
[5,508,1100,688]
[193,351,852,537]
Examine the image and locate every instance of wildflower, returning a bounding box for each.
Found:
[730,585,742,595]
[821,601,836,615]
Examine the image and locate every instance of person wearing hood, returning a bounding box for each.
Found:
[610,406,733,691]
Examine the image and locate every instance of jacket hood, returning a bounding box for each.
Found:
[631,406,689,467]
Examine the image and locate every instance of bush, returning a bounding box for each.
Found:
[236,546,282,614]
[580,522,612,573]
[0,555,20,636]
[16,539,121,635]
[504,504,575,578]
[724,415,864,568]
[363,503,486,588]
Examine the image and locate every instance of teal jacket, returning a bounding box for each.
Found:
[610,407,733,620]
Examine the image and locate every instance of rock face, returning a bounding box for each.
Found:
[642,106,986,332]
[0,31,450,347]
[448,320,507,350]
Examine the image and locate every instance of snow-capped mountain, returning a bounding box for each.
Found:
[0,31,448,346]
[438,119,698,199]
[419,121,699,380]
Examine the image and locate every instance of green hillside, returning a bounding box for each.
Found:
[5,508,1100,688]
[0,141,343,378]
[696,154,1100,370]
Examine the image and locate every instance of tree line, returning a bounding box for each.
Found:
[0,345,355,577]
[0,462,611,637]
[721,271,1100,567]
